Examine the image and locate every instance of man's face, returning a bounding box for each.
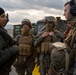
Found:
[0,13,7,27]
[63,4,70,20]
[45,22,54,31]
[21,24,31,34]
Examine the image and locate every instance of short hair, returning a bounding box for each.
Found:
[64,1,75,7]
[64,1,70,6]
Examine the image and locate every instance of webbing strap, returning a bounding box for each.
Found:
[64,49,69,72]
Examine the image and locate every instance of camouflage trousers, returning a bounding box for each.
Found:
[39,53,51,75]
[15,55,35,75]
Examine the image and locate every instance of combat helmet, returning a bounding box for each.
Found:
[21,18,32,28]
[43,16,56,27]
[44,16,56,22]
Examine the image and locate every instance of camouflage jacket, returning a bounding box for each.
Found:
[34,30,64,48]
[63,18,76,75]
[64,17,76,50]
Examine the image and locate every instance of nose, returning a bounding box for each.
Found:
[4,16,8,22]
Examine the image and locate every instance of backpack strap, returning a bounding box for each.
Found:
[64,49,69,72]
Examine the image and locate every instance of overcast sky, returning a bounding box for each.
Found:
[0,0,69,25]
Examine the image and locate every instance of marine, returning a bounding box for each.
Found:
[13,18,36,75]
[34,16,63,75]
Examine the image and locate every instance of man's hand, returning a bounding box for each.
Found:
[42,32,49,37]
[49,31,54,36]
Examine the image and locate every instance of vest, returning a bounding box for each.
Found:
[19,34,33,55]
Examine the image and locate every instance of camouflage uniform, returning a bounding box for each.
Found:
[64,18,76,75]
[13,19,35,75]
[34,16,63,75]
[48,0,76,75]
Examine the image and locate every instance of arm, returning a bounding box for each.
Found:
[34,35,44,48]
[14,35,20,45]
[0,35,19,69]
[54,30,64,42]
[34,31,49,47]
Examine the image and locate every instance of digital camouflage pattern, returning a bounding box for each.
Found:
[13,19,36,75]
[14,33,35,75]
[34,16,63,75]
